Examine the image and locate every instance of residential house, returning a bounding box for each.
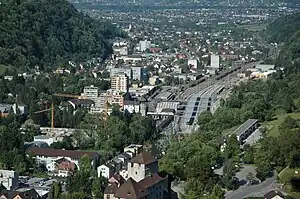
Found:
[98,163,115,179]
[0,170,18,191]
[264,190,284,199]
[33,136,54,147]
[124,144,143,156]
[114,178,148,199]
[0,188,40,199]
[46,157,77,177]
[26,148,99,170]
[139,173,168,199]
[103,174,170,199]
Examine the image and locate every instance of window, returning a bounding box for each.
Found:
[106,195,110,199]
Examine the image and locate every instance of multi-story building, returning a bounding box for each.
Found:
[210,54,220,69]
[188,59,199,69]
[26,148,99,170]
[103,152,171,199]
[110,68,132,80]
[139,40,151,52]
[0,170,19,190]
[83,85,99,99]
[131,67,143,81]
[127,152,158,182]
[111,73,129,93]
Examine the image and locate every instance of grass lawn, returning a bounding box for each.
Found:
[262,112,300,137]
[278,167,300,198]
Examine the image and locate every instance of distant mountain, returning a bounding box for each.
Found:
[0,0,124,71]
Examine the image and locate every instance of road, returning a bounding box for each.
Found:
[225,176,279,199]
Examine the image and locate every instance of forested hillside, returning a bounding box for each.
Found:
[265,12,300,67]
[0,0,124,71]
[266,13,300,43]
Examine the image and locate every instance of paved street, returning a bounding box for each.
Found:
[225,176,279,199]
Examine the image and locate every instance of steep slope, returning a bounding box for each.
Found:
[266,12,300,43]
[0,0,123,70]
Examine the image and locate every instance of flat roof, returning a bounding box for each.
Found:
[233,119,258,136]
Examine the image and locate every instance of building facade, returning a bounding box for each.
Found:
[83,85,99,99]
[111,74,129,93]
[0,170,19,191]
[110,68,132,80]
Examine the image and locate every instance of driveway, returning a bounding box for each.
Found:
[225,176,278,199]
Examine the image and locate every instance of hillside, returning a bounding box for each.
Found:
[264,12,300,67]
[0,0,124,71]
[265,13,300,43]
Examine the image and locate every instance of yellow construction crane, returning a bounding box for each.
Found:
[34,103,55,133]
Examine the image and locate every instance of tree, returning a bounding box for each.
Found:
[246,172,256,184]
[92,177,108,199]
[49,182,62,199]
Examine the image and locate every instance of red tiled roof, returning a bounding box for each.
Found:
[109,174,125,185]
[139,173,167,189]
[26,147,99,160]
[114,178,148,199]
[130,152,156,165]
[58,161,76,171]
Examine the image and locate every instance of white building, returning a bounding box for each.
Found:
[188,59,199,69]
[123,101,140,113]
[124,144,143,155]
[33,135,55,147]
[0,170,19,190]
[27,148,99,170]
[131,67,143,81]
[97,164,114,179]
[139,40,151,52]
[127,152,158,182]
[110,68,132,80]
[111,73,129,93]
[210,54,220,69]
[83,85,99,99]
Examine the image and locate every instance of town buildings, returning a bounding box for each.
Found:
[102,145,172,199]
[26,148,99,176]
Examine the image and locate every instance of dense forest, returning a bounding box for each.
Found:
[0,0,124,71]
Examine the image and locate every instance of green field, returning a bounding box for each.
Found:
[237,23,268,32]
[262,112,300,137]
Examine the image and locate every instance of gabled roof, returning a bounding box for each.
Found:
[109,174,125,185]
[130,152,157,165]
[104,183,119,194]
[26,147,99,160]
[1,188,39,199]
[114,178,148,199]
[139,173,167,189]
[264,190,284,199]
